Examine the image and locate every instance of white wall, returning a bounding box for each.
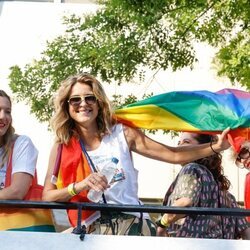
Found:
[0,1,248,201]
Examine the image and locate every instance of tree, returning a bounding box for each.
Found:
[8,0,250,124]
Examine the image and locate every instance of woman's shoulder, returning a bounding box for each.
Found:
[112,122,123,130]
[14,135,38,152]
[181,162,209,175]
[111,123,124,135]
[15,134,34,144]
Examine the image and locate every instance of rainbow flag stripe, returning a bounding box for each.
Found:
[115,88,250,151]
[0,208,55,232]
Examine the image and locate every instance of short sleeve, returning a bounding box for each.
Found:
[11,135,38,177]
[170,163,202,206]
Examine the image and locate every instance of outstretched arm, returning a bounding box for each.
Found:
[124,125,230,164]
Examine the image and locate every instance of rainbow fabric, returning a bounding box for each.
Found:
[0,208,56,232]
[115,88,250,152]
[56,137,100,227]
[1,147,56,232]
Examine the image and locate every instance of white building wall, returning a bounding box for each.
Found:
[0,1,248,202]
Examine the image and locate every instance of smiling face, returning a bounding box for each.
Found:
[0,96,12,144]
[236,141,250,170]
[68,82,99,129]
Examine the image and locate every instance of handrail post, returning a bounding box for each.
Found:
[72,203,86,241]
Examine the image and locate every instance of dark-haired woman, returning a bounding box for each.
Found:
[156,132,250,239]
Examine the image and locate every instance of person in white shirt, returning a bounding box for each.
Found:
[0,89,38,200]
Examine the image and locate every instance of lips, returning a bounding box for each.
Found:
[0,123,6,128]
[76,108,92,114]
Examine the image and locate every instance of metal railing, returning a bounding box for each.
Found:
[1,200,250,240]
[1,199,250,216]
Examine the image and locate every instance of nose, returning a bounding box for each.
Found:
[0,110,5,118]
[78,98,88,106]
[0,109,9,120]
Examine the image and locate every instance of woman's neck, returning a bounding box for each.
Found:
[77,125,101,151]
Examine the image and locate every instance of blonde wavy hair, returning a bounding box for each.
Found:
[0,90,15,169]
[50,72,116,144]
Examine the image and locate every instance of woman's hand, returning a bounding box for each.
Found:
[75,172,109,193]
[156,226,168,237]
[214,127,231,152]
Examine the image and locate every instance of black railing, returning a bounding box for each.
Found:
[1,200,250,216]
[1,200,250,240]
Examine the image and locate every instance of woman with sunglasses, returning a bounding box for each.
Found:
[156,132,250,239]
[0,90,38,200]
[235,142,250,170]
[42,72,230,235]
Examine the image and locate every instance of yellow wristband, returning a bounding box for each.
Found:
[160,216,170,227]
[67,183,77,196]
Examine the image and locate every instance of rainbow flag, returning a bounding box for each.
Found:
[55,137,100,227]
[0,208,56,232]
[115,88,250,152]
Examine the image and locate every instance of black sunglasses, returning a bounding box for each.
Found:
[68,95,97,106]
[236,147,250,162]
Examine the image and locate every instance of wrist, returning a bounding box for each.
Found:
[67,182,78,196]
[210,142,219,154]
[161,215,170,227]
[156,215,170,228]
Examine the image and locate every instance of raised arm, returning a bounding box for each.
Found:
[124,125,230,165]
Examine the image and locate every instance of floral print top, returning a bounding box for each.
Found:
[163,163,249,238]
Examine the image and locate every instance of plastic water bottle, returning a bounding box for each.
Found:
[87,157,119,202]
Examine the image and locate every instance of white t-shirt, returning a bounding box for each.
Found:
[87,123,149,219]
[0,135,38,189]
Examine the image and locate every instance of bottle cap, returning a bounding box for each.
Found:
[111,157,119,164]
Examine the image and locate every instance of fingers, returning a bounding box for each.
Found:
[216,127,231,151]
[221,127,230,137]
[86,173,108,192]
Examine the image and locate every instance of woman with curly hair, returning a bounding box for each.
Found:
[156,132,250,239]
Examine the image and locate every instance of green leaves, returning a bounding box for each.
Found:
[214,33,250,89]
[8,0,250,126]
